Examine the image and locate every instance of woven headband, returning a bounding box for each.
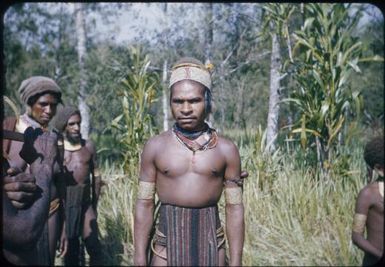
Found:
[169,63,212,90]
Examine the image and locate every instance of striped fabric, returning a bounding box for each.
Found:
[154,203,225,266]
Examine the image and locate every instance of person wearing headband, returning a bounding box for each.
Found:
[352,136,384,266]
[2,76,67,265]
[134,57,245,266]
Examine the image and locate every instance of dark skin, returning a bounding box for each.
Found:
[352,164,384,264]
[134,80,245,266]
[29,93,58,128]
[4,93,68,263]
[3,131,56,265]
[62,113,102,265]
[3,167,37,209]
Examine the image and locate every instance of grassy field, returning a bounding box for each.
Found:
[87,129,367,266]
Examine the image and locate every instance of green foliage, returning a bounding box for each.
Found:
[261,3,296,37]
[109,46,160,173]
[285,3,370,170]
[4,3,381,141]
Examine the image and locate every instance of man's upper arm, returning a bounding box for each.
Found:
[223,140,241,185]
[139,137,158,183]
[86,140,100,177]
[355,186,373,215]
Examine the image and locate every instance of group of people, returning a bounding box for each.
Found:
[3,76,102,265]
[2,56,383,267]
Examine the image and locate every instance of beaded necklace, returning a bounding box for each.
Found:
[172,123,218,152]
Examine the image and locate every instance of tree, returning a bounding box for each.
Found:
[74,3,90,139]
[202,3,214,124]
[286,3,370,172]
[261,3,296,153]
[111,46,160,172]
[350,4,384,133]
[161,3,169,131]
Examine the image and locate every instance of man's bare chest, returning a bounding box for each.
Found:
[155,145,226,178]
[64,148,92,168]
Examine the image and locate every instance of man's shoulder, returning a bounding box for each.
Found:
[84,138,94,147]
[362,182,379,191]
[357,182,379,199]
[216,134,239,152]
[145,130,172,145]
[83,139,96,153]
[142,131,172,156]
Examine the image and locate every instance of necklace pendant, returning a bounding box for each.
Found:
[191,151,196,164]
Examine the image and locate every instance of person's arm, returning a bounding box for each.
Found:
[3,131,56,249]
[53,159,68,258]
[351,186,382,258]
[50,131,68,257]
[134,138,158,266]
[223,140,244,266]
[87,140,102,210]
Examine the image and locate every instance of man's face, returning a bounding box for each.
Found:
[30,93,59,127]
[65,113,82,143]
[171,80,206,131]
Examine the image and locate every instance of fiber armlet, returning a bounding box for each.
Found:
[137,181,155,200]
[224,187,243,205]
[352,213,367,233]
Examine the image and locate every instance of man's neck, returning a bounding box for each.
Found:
[173,123,209,140]
[27,114,48,128]
[63,138,82,151]
[16,113,45,133]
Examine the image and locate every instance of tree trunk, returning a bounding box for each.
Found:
[266,30,281,153]
[218,65,226,131]
[162,3,169,132]
[204,3,214,125]
[204,3,213,63]
[235,79,245,128]
[162,59,169,131]
[75,3,90,139]
[54,3,64,81]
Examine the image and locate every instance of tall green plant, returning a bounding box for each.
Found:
[284,4,369,172]
[111,46,160,172]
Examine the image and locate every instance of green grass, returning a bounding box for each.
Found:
[90,130,366,266]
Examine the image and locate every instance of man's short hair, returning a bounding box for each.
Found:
[364,136,384,169]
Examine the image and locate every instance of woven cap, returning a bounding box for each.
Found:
[18,76,61,105]
[51,105,80,132]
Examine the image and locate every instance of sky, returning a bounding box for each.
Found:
[104,3,384,44]
[4,2,384,46]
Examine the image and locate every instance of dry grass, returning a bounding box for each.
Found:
[92,130,365,266]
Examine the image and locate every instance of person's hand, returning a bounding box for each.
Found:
[240,170,249,180]
[57,228,68,258]
[3,168,37,209]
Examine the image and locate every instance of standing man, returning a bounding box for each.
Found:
[2,76,67,265]
[134,57,245,266]
[352,136,384,266]
[52,105,103,266]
